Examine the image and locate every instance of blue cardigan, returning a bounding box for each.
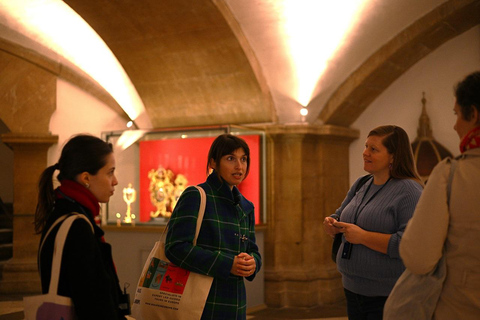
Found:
[165,172,261,319]
[332,176,422,296]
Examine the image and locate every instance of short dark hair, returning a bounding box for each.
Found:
[455,71,480,121]
[368,125,421,182]
[206,134,250,178]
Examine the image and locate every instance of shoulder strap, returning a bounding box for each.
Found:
[447,159,457,208]
[47,214,94,294]
[335,174,372,221]
[355,174,373,193]
[164,186,206,246]
[39,215,68,258]
[39,212,94,256]
[192,185,206,246]
[38,213,94,276]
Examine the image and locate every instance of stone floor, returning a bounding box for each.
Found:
[2,294,348,320]
[0,294,24,320]
[246,300,348,320]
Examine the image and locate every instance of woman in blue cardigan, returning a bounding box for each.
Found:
[324,125,423,320]
[165,133,262,320]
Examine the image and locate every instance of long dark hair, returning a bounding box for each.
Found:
[34,134,113,234]
[206,134,250,178]
[368,125,422,184]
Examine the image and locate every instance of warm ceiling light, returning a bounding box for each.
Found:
[280,0,368,107]
[0,0,149,127]
[300,107,308,116]
[115,130,147,150]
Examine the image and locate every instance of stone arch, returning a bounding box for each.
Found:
[63,0,276,127]
[0,37,129,133]
[213,0,277,123]
[319,0,480,127]
[0,36,127,294]
[0,45,55,134]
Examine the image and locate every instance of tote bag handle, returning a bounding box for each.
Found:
[47,214,93,294]
[162,185,206,245]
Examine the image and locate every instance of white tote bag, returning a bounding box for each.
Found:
[131,186,213,320]
[24,214,93,320]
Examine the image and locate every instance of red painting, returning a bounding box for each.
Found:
[139,135,261,224]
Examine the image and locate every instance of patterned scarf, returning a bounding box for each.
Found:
[56,179,100,223]
[460,126,480,154]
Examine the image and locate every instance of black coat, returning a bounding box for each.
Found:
[39,198,126,320]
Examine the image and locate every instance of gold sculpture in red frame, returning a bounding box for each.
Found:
[148,167,188,219]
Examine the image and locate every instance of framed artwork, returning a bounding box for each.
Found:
[103,126,265,226]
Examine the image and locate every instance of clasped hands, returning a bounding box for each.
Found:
[323,217,365,244]
[231,252,256,277]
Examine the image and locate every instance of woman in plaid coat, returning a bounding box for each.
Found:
[165,134,262,320]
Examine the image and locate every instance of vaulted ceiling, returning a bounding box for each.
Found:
[4,0,480,130]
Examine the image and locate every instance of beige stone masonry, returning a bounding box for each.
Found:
[0,133,58,294]
[262,124,359,308]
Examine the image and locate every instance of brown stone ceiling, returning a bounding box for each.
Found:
[63,0,274,129]
[60,0,479,130]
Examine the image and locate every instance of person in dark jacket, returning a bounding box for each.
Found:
[34,134,127,320]
[165,133,262,320]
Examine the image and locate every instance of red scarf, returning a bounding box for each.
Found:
[56,179,100,223]
[460,126,480,153]
[56,180,111,264]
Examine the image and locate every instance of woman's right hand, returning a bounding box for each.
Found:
[323,217,341,238]
[231,253,256,277]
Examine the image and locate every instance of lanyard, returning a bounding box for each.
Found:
[353,177,391,225]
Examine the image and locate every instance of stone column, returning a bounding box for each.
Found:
[263,124,359,308]
[0,133,58,294]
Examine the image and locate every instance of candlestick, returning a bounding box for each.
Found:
[123,183,136,224]
[116,213,121,227]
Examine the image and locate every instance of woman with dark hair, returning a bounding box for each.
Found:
[398,71,480,318]
[35,134,127,319]
[323,125,423,319]
[165,133,261,320]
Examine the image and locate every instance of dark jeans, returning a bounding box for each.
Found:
[344,288,388,320]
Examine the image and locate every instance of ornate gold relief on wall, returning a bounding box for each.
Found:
[148,167,188,219]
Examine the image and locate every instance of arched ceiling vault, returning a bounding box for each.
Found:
[319,0,480,127]
[53,0,480,129]
[63,0,275,129]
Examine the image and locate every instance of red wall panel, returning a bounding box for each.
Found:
[139,135,261,224]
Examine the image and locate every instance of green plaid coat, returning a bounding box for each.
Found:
[165,172,262,319]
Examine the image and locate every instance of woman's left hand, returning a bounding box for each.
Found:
[231,252,256,277]
[333,221,365,244]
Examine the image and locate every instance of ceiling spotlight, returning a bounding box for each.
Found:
[300,107,308,116]
[126,120,133,128]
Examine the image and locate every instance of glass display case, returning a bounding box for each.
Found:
[102,125,266,226]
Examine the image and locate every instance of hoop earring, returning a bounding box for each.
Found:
[85,183,90,189]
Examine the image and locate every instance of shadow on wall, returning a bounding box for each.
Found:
[0,119,14,281]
